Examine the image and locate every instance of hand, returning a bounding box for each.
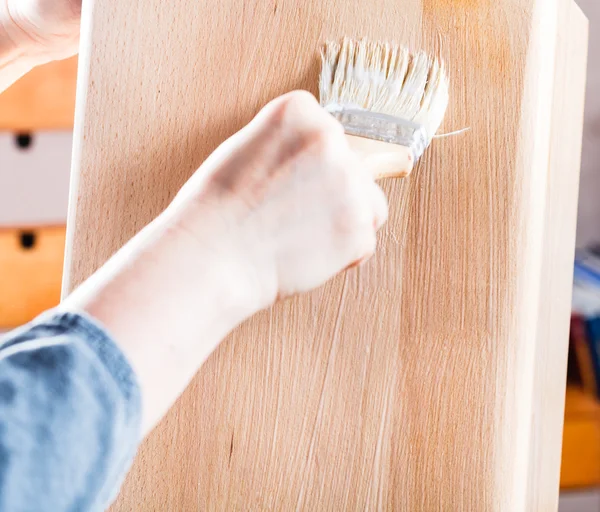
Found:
[169,90,389,309]
[64,90,388,434]
[1,0,81,63]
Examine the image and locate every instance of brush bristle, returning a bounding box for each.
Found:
[319,37,450,144]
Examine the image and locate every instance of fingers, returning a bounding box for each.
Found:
[339,164,389,271]
[349,149,389,233]
[370,181,389,231]
[252,91,390,276]
[356,182,387,267]
[252,90,344,139]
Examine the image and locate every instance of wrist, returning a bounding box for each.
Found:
[163,192,279,314]
[65,205,266,355]
[0,21,36,90]
[0,2,80,69]
[62,209,267,434]
[0,4,44,82]
[160,207,273,318]
[0,3,26,54]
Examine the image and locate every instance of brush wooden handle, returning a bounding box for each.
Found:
[346,134,415,180]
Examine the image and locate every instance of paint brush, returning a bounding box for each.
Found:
[319,37,450,180]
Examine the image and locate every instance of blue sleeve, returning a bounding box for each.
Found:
[0,311,142,512]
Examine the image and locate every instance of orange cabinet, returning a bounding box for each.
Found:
[0,58,77,131]
[561,387,600,489]
[0,226,65,328]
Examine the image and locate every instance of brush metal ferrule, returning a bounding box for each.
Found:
[326,108,429,162]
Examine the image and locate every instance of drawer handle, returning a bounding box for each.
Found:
[19,231,36,250]
[14,133,33,150]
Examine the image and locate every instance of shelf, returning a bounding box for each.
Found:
[561,386,600,489]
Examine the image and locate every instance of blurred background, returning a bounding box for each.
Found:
[0,3,598,510]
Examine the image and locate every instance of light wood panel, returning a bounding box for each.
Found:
[64,0,587,509]
[0,227,65,328]
[0,57,77,131]
[528,1,588,508]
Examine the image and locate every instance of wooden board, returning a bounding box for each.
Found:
[0,57,77,131]
[0,226,65,328]
[527,1,588,508]
[63,0,587,509]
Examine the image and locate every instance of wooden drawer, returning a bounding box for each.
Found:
[0,227,65,328]
[0,132,72,227]
[0,57,77,131]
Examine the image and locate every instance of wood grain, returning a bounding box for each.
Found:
[0,226,65,328]
[0,57,77,131]
[63,0,587,509]
[527,1,588,508]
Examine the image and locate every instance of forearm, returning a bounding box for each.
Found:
[58,91,384,439]
[61,200,261,436]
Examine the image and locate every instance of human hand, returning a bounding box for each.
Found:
[63,90,388,433]
[1,0,81,63]
[169,90,389,310]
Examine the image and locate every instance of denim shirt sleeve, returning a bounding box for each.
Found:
[0,311,142,512]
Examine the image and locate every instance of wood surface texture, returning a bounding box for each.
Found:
[64,0,587,509]
[0,226,65,328]
[0,57,77,131]
[527,1,588,508]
